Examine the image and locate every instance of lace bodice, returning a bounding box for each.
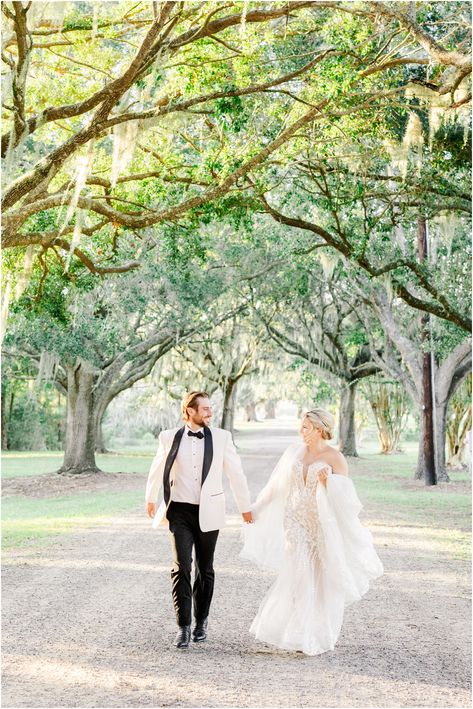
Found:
[283,459,331,561]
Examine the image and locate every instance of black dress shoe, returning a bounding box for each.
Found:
[175,625,191,649]
[193,618,208,643]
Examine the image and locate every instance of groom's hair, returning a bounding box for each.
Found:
[182,391,210,420]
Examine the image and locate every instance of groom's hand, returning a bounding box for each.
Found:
[146,502,156,518]
[242,511,253,524]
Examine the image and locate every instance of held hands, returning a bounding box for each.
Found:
[147,503,253,523]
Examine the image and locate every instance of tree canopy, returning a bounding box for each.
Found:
[3,3,470,282]
[2,1,471,481]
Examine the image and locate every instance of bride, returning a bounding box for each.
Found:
[241,408,384,656]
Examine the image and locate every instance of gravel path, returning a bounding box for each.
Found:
[2,424,471,708]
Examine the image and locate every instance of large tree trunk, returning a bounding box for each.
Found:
[418,216,437,485]
[415,410,425,480]
[1,383,8,450]
[95,416,110,454]
[435,401,449,482]
[57,362,101,474]
[417,345,471,481]
[94,397,112,453]
[415,400,449,482]
[338,383,358,457]
[221,379,237,433]
[412,216,437,484]
[420,343,437,485]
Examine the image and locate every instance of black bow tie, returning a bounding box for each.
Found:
[188,430,204,439]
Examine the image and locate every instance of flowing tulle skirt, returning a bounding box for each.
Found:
[245,473,384,656]
[249,534,346,655]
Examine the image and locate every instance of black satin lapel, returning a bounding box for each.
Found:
[163,427,185,505]
[201,427,213,486]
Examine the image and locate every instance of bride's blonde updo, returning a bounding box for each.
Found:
[304,409,335,440]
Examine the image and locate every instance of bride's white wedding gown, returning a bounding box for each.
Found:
[241,444,383,656]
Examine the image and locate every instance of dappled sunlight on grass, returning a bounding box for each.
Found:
[355,476,471,529]
[2,450,65,459]
[2,491,143,549]
[2,515,127,549]
[1,452,154,478]
[371,524,471,561]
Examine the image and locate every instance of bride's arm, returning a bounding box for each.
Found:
[317,451,348,487]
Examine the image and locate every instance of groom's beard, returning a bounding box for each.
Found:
[192,415,211,427]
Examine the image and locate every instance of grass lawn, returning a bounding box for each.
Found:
[1,451,155,478]
[348,444,471,562]
[2,490,143,550]
[360,447,471,481]
[2,450,152,550]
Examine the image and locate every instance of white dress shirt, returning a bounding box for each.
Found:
[171,425,205,504]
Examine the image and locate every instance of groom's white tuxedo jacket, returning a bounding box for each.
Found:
[145,425,251,532]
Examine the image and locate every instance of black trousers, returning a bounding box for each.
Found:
[167,501,219,627]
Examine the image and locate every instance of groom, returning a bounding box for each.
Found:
[145,391,253,649]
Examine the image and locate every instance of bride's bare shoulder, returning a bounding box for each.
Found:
[324,447,349,476]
